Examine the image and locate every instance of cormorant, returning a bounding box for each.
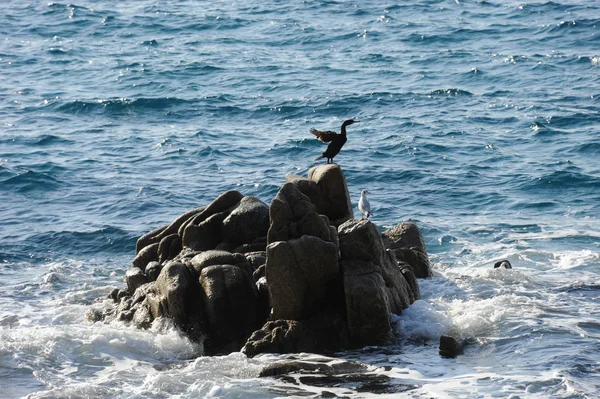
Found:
[358,189,372,219]
[310,119,359,163]
[493,260,512,269]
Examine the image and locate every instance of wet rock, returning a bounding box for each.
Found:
[132,242,159,270]
[259,358,367,377]
[267,235,339,320]
[399,262,420,301]
[308,164,353,225]
[145,261,163,282]
[242,310,349,357]
[338,219,413,346]
[108,287,120,302]
[154,261,193,326]
[125,267,148,294]
[382,222,432,278]
[131,301,153,329]
[439,335,465,358]
[200,264,260,352]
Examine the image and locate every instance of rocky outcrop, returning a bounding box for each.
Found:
[91,164,433,357]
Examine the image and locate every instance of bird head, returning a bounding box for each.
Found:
[361,189,370,196]
[342,119,359,127]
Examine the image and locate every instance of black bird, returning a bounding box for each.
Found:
[493,260,512,269]
[310,119,359,164]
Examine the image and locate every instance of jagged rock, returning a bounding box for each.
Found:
[135,224,168,255]
[182,211,228,251]
[136,206,205,253]
[308,164,353,225]
[200,264,260,352]
[190,250,252,277]
[267,236,339,320]
[245,251,266,271]
[233,236,267,254]
[338,219,413,346]
[125,267,147,294]
[242,310,349,357]
[180,191,244,234]
[382,222,428,254]
[157,234,182,264]
[222,196,270,246]
[393,247,432,279]
[268,183,336,244]
[382,222,432,278]
[399,262,420,301]
[132,242,159,270]
[131,301,153,329]
[154,261,192,326]
[253,263,266,281]
[108,288,120,302]
[145,261,163,282]
[286,174,326,215]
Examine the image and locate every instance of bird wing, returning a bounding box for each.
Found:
[310,128,337,143]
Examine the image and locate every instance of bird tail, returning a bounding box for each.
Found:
[314,154,324,161]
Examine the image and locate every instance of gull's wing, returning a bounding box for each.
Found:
[310,128,337,143]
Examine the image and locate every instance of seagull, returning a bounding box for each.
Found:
[358,189,372,219]
[310,119,359,164]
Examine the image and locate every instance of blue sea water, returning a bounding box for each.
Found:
[1,0,599,397]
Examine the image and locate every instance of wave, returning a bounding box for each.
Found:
[52,97,194,116]
[27,226,137,257]
[34,134,75,146]
[1,170,64,193]
[525,170,600,190]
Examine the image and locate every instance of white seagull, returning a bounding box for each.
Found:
[358,189,372,219]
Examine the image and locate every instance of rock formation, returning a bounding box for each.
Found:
[88,164,432,356]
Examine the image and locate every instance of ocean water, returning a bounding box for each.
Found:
[1,0,599,397]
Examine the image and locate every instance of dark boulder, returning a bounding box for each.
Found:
[222,196,270,246]
[182,211,227,251]
[125,267,148,294]
[157,233,182,264]
[145,261,163,282]
[190,250,252,277]
[266,235,339,320]
[439,335,466,358]
[382,222,432,278]
[154,261,193,326]
[242,310,349,357]
[132,242,159,270]
[307,164,353,225]
[200,264,260,352]
[338,219,413,346]
[267,183,337,244]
